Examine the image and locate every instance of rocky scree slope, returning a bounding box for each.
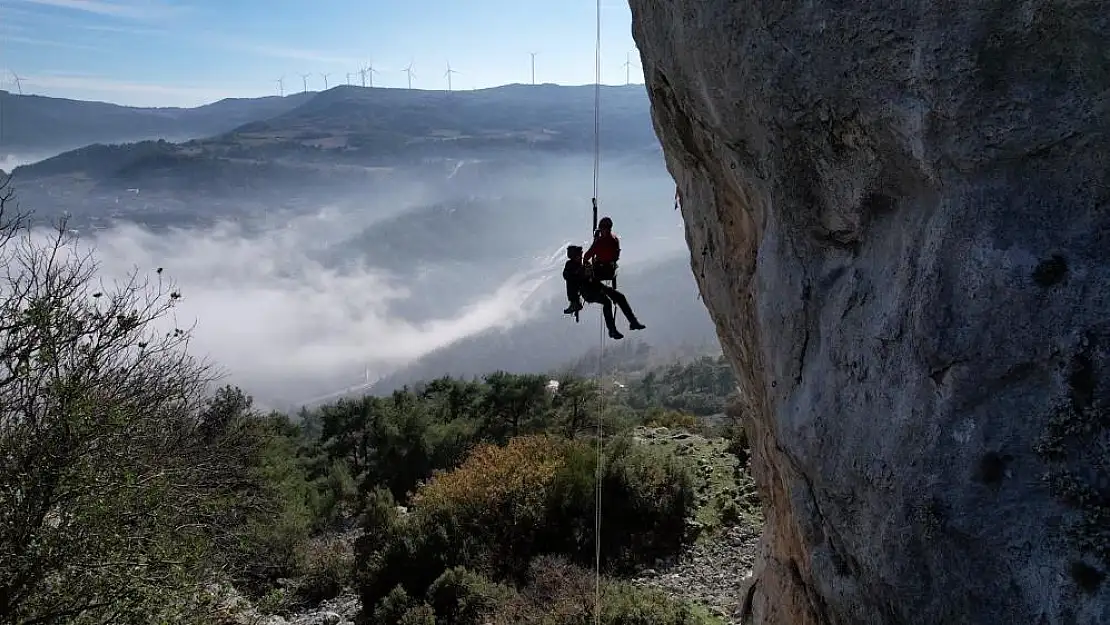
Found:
[630,427,763,624]
[628,1,1110,624]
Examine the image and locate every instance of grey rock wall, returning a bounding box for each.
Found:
[628,1,1110,623]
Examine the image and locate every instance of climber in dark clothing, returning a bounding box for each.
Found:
[562,244,645,340]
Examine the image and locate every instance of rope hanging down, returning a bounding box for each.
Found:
[590,0,604,622]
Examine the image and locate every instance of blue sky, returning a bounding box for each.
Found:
[0,0,646,107]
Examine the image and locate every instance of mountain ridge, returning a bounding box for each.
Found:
[8,83,659,222]
[6,83,653,168]
[0,88,316,155]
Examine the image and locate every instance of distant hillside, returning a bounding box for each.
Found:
[322,193,573,272]
[10,84,657,192]
[222,83,657,156]
[0,89,313,154]
[368,252,718,394]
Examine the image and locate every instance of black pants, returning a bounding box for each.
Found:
[581,283,638,333]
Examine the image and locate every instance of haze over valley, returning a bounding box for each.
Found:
[5,83,717,409]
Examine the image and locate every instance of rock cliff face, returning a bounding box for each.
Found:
[627,2,1110,623]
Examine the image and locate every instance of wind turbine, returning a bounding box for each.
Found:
[403,62,416,89]
[275,76,285,97]
[346,72,351,85]
[300,73,310,93]
[444,61,459,92]
[10,72,24,95]
[530,52,537,85]
[357,67,367,87]
[320,72,331,89]
[366,62,380,88]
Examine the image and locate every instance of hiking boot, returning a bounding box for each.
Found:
[609,329,624,340]
[564,302,583,315]
[629,320,646,331]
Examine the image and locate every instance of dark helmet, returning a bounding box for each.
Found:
[567,244,583,257]
[598,216,613,229]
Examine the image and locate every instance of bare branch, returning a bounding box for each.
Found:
[0,189,247,624]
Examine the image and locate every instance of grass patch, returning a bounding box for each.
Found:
[631,427,762,540]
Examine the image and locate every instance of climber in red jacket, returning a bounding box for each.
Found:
[584,216,619,282]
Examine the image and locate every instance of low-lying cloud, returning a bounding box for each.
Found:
[9,152,686,411]
[35,213,564,410]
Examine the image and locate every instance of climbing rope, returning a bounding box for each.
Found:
[591,0,604,621]
[593,313,604,625]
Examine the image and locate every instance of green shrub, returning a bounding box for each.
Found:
[353,485,402,568]
[604,436,696,566]
[213,415,318,595]
[373,586,417,625]
[355,435,696,611]
[313,460,360,531]
[370,586,439,625]
[399,603,438,625]
[548,435,697,574]
[358,486,401,544]
[354,487,413,610]
[600,581,703,625]
[356,517,444,615]
[426,566,515,625]
[722,399,750,464]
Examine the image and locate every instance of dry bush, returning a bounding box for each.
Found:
[644,408,699,432]
[0,178,253,624]
[489,556,712,625]
[411,434,570,521]
[292,533,357,604]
